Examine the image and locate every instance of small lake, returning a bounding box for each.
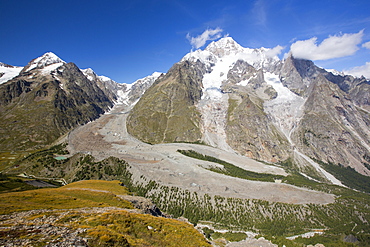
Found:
[54,156,67,160]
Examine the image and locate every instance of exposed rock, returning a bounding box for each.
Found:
[225,90,290,162]
[343,234,358,243]
[292,74,370,175]
[81,67,120,103]
[119,72,163,106]
[127,60,204,144]
[118,195,164,217]
[279,54,320,96]
[225,237,278,247]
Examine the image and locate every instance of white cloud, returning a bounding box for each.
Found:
[265,45,284,58]
[187,28,223,49]
[290,30,364,60]
[363,41,370,49]
[344,62,370,79]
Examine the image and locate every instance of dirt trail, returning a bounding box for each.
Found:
[67,104,335,204]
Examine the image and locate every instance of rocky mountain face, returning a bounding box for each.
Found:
[127,37,370,178]
[127,62,204,144]
[0,52,115,151]
[117,72,163,106]
[2,40,370,180]
[81,68,121,103]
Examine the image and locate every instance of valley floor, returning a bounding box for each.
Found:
[67,104,334,205]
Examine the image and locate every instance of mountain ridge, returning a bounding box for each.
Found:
[1,38,370,177]
[0,53,114,150]
[127,37,370,178]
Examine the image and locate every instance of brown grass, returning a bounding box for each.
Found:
[0,180,133,215]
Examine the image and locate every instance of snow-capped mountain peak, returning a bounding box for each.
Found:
[81,68,95,75]
[25,52,66,72]
[130,71,162,91]
[183,36,281,70]
[0,62,16,68]
[182,36,283,102]
[81,68,117,85]
[205,36,245,57]
[81,68,98,81]
[116,72,163,106]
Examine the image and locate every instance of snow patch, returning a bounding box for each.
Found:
[326,69,344,76]
[263,73,345,186]
[0,65,23,84]
[237,74,256,86]
[183,37,280,69]
[287,230,324,240]
[186,37,280,151]
[116,86,131,105]
[99,75,112,82]
[182,49,215,67]
[41,63,64,75]
[184,37,281,101]
[86,74,94,81]
[201,54,237,100]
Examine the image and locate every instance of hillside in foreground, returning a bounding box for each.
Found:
[0,180,210,247]
[2,144,370,246]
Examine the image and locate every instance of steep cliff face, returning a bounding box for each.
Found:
[291,74,370,175]
[279,55,321,96]
[222,60,290,162]
[322,71,370,112]
[81,68,121,103]
[226,91,291,162]
[274,56,370,175]
[127,60,204,144]
[0,53,114,151]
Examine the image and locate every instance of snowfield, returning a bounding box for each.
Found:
[0,65,23,84]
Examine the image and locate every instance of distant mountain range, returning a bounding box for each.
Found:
[1,37,370,181]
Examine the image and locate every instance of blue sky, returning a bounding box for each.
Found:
[1,0,370,83]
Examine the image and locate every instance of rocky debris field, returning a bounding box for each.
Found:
[67,104,335,205]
